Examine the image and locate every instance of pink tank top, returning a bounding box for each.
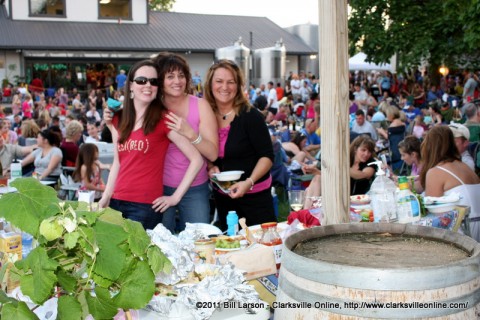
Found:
[163,96,208,187]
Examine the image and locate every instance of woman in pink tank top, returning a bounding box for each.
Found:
[153,53,219,233]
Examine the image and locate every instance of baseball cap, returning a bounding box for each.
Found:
[448,123,470,140]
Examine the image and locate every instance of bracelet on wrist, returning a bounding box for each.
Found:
[191,133,202,145]
[246,177,254,190]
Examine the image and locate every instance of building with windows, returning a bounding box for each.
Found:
[0,0,317,93]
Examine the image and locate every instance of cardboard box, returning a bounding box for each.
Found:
[0,231,22,260]
[0,231,22,293]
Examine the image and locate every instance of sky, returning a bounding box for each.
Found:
[171,0,319,28]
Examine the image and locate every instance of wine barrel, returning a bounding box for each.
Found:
[275,223,480,319]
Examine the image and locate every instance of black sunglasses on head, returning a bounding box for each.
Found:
[212,59,239,71]
[132,77,159,86]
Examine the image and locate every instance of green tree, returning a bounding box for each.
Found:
[348,0,480,77]
[148,0,176,11]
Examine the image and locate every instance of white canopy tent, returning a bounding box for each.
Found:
[349,52,392,71]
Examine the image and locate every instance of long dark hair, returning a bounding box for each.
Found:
[73,143,98,183]
[203,59,251,116]
[420,126,460,187]
[117,59,165,144]
[349,135,376,166]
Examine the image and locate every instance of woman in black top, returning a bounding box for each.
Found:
[204,60,276,229]
[350,135,377,195]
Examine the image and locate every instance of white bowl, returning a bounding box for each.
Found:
[425,203,457,214]
[350,194,371,205]
[213,170,244,182]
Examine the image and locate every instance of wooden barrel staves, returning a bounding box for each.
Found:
[275,223,480,319]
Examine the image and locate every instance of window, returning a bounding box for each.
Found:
[30,0,66,17]
[99,0,131,20]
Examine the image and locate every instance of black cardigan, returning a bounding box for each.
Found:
[213,106,274,184]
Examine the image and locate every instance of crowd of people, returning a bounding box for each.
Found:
[1,60,480,241]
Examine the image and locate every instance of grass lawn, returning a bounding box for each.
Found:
[275,185,291,222]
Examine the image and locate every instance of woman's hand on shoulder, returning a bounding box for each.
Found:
[165,111,196,141]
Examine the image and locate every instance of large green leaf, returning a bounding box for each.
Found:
[76,210,100,226]
[124,220,150,257]
[76,226,96,259]
[15,247,59,304]
[1,301,38,320]
[92,271,113,288]
[147,245,172,275]
[56,269,77,294]
[113,259,155,310]
[64,231,80,250]
[92,221,128,281]
[57,295,82,320]
[97,208,125,226]
[0,178,59,236]
[0,289,18,305]
[85,287,118,320]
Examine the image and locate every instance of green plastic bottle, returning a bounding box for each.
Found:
[396,176,421,223]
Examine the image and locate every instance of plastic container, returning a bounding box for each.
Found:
[259,222,282,271]
[193,239,216,264]
[226,211,239,236]
[10,162,22,181]
[368,161,397,222]
[396,176,421,223]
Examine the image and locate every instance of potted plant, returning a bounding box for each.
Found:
[0,178,171,319]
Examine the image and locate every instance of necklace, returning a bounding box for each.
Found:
[135,114,145,126]
[220,110,234,120]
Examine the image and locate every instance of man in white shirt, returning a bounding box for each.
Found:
[267,81,279,115]
[463,72,478,104]
[353,83,369,112]
[290,74,301,102]
[449,123,475,171]
[351,109,378,141]
[85,122,102,143]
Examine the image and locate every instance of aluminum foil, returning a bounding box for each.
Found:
[147,224,196,285]
[177,222,220,242]
[176,263,260,320]
[146,264,260,320]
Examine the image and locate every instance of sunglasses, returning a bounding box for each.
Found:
[132,77,159,86]
[211,59,239,71]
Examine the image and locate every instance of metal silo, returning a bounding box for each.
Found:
[215,37,250,84]
[252,39,286,87]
